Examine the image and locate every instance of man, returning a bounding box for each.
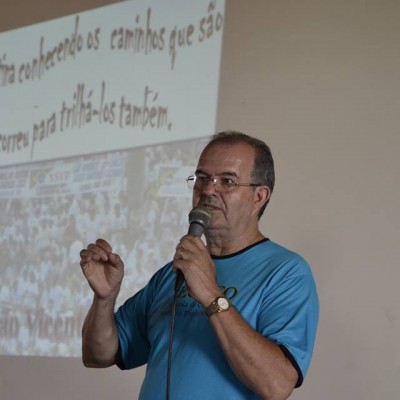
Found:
[80,131,319,400]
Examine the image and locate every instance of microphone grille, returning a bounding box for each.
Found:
[188,206,211,228]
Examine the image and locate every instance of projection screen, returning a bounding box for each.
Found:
[0,0,225,357]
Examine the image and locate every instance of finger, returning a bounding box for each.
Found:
[173,250,181,263]
[172,258,184,279]
[174,244,186,261]
[80,248,96,262]
[96,238,113,253]
[108,252,124,270]
[179,235,204,252]
[79,258,87,268]
[86,243,109,261]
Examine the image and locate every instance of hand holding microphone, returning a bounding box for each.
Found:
[174,206,211,291]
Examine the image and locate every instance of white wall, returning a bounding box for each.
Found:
[1,1,399,399]
[218,1,400,399]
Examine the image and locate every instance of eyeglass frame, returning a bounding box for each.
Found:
[186,174,262,192]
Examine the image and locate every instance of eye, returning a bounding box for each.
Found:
[196,175,208,183]
[220,178,236,187]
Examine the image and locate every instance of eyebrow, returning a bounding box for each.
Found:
[195,169,239,178]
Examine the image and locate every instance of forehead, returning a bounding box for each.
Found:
[197,142,255,176]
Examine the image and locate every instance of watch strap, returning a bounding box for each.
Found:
[205,296,230,318]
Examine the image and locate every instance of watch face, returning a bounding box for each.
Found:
[217,297,229,310]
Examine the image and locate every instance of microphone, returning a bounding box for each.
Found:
[188,205,212,236]
[175,206,212,291]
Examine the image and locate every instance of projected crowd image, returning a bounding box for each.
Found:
[0,138,206,356]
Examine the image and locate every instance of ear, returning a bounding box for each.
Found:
[252,186,271,215]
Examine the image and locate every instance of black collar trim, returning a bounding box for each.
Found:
[210,238,269,259]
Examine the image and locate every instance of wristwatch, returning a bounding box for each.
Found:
[205,296,230,318]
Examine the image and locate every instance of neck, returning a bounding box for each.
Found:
[206,230,265,257]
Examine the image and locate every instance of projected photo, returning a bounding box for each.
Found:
[0,138,208,356]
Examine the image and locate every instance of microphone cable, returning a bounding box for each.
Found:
[166,277,182,400]
[166,206,211,399]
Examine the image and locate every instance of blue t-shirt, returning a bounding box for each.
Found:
[115,239,319,399]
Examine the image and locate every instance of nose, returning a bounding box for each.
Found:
[201,178,219,194]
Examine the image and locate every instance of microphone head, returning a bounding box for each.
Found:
[188,206,212,229]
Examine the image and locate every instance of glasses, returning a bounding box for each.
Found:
[186,175,261,192]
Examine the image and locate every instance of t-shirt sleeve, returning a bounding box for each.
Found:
[114,275,157,370]
[257,257,319,387]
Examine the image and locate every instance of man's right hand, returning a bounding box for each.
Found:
[80,238,124,300]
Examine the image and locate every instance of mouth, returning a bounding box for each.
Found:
[198,196,223,213]
[201,204,221,212]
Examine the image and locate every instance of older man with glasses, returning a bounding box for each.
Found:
[80,131,319,400]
